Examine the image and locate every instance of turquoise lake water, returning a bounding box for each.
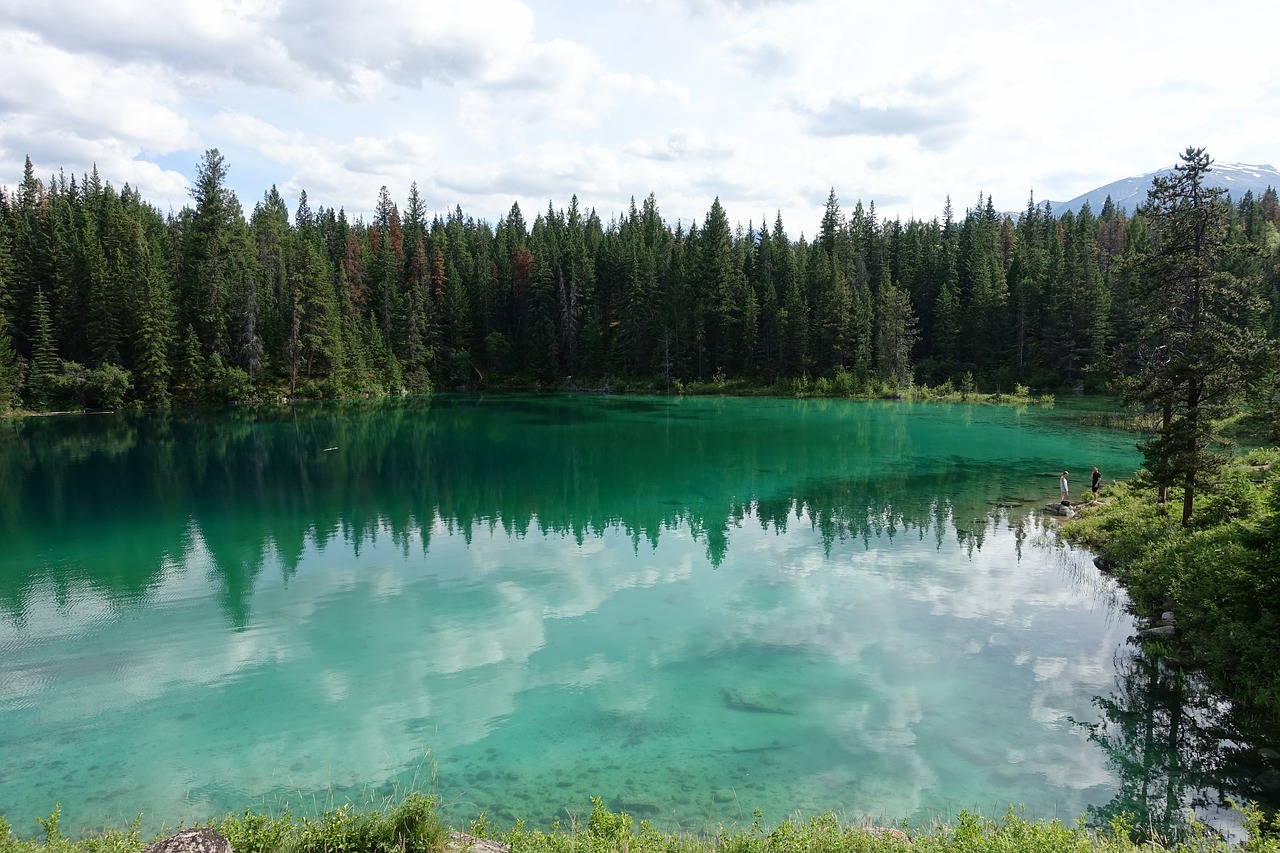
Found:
[0,394,1260,836]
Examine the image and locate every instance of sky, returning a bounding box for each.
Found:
[2,0,1278,235]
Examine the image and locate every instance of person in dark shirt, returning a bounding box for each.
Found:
[1091,466,1101,499]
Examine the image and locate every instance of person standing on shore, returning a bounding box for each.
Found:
[1060,471,1069,503]
[1091,466,1101,499]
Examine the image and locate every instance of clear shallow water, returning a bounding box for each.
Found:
[0,395,1201,834]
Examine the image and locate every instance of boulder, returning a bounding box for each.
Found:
[863,826,912,843]
[142,829,231,853]
[448,833,511,853]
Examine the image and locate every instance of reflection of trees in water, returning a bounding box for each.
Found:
[6,398,1279,829]
[755,472,1045,561]
[0,399,1058,625]
[1079,639,1280,840]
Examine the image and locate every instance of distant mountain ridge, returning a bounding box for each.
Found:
[1052,161,1280,217]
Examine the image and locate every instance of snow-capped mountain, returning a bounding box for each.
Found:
[1053,162,1280,217]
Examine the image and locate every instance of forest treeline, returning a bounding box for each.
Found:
[0,149,1278,412]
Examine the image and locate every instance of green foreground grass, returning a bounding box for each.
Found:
[3,795,1279,853]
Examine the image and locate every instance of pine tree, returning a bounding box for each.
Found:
[179,149,233,357]
[252,186,290,365]
[1126,147,1268,524]
[873,266,918,387]
[442,252,472,384]
[931,275,961,364]
[1006,195,1047,378]
[559,195,594,375]
[135,265,175,408]
[525,217,561,378]
[295,239,343,386]
[25,288,58,410]
[740,250,761,376]
[401,238,433,385]
[0,216,16,410]
[174,325,206,405]
[781,233,809,377]
[0,308,19,412]
[699,198,736,374]
[657,220,688,385]
[11,158,55,357]
[819,189,842,256]
[618,236,655,374]
[939,198,964,364]
[80,203,121,366]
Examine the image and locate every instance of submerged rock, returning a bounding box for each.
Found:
[142,829,231,853]
[612,796,662,816]
[722,688,794,715]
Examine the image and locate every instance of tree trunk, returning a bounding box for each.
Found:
[1158,400,1172,504]
[1181,381,1201,526]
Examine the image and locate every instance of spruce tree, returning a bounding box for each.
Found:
[699,198,735,373]
[0,218,15,410]
[180,149,232,357]
[874,266,918,387]
[559,195,594,375]
[0,309,19,412]
[136,266,175,408]
[174,325,206,405]
[1126,147,1268,524]
[25,288,58,410]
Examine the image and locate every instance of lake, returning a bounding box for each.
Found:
[0,395,1267,837]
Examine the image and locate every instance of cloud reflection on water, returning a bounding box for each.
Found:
[1,501,1130,832]
[0,397,1159,833]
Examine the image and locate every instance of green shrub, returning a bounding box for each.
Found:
[5,797,1280,853]
[217,792,448,853]
[85,364,132,409]
[831,370,857,397]
[1065,452,1280,713]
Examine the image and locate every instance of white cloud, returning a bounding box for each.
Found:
[0,29,197,203]
[626,128,738,161]
[1,0,1277,233]
[0,33,193,147]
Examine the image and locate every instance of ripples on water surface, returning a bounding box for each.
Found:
[0,395,1269,836]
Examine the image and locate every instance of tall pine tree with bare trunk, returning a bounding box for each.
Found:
[1124,147,1267,525]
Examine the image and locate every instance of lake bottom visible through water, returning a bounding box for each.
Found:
[408,509,1133,832]
[1,396,1227,836]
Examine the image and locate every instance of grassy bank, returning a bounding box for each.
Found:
[545,370,1056,406]
[674,374,1055,406]
[3,795,1279,853]
[1063,448,1280,713]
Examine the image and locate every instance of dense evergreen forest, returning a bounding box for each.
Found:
[2,150,1280,822]
[0,149,1278,415]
